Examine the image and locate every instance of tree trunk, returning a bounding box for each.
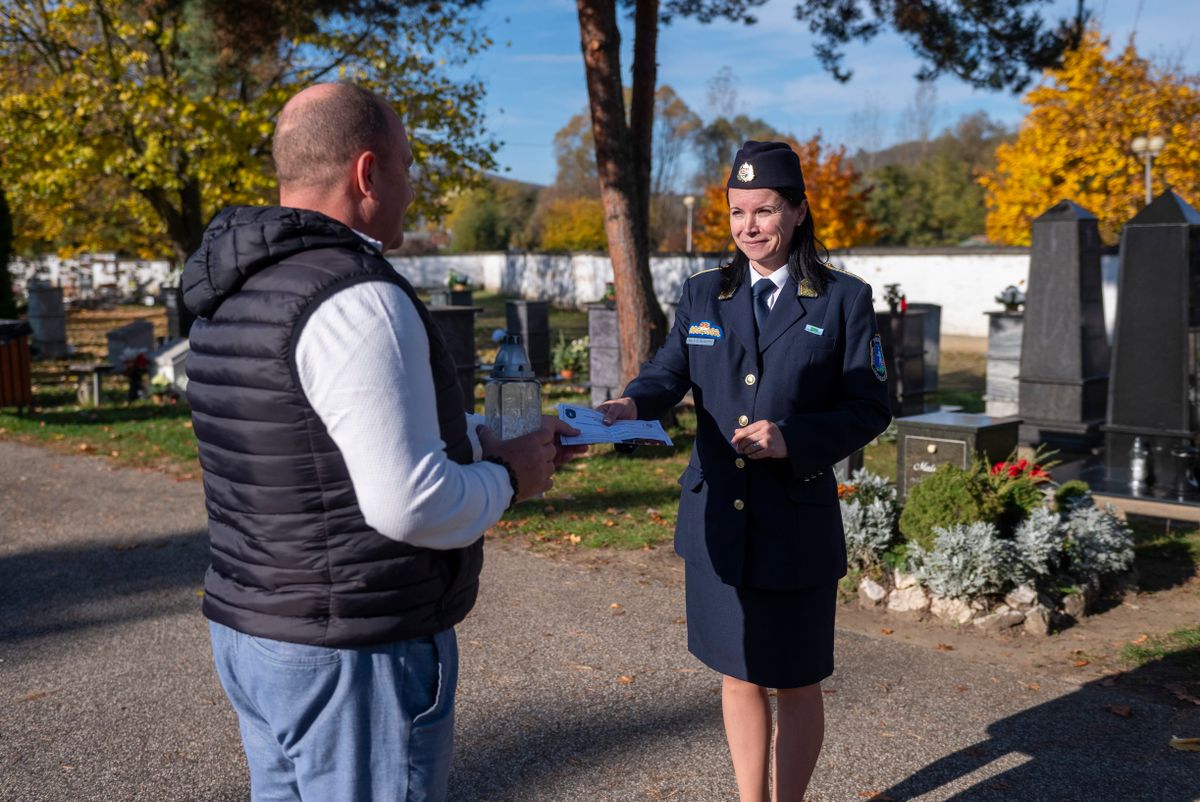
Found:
[576,0,667,386]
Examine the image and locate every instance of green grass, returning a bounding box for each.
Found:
[1131,520,1200,564]
[1118,625,1200,672]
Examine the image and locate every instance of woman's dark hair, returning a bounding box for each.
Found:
[718,187,832,298]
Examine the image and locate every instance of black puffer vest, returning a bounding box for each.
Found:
[183,206,483,647]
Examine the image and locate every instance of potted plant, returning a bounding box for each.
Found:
[552,332,588,380]
[431,270,474,306]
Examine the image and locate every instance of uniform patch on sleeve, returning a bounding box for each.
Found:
[871,334,887,382]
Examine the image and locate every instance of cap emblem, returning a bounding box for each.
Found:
[736,162,755,183]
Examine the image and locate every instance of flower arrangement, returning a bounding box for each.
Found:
[445,269,473,291]
[551,332,589,379]
[838,469,900,569]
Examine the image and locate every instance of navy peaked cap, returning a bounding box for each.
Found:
[726,141,806,195]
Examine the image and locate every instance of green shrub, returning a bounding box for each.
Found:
[898,463,1004,551]
[1054,479,1092,512]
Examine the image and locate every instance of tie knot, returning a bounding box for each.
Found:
[753,280,773,299]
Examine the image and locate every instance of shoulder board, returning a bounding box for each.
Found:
[688,266,722,280]
[826,264,865,283]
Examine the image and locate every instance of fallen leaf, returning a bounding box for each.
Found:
[1072,659,1090,668]
[605,507,618,515]
[78,443,91,452]
[673,617,686,625]
[617,675,635,685]
[567,534,581,545]
[603,519,616,527]
[954,685,970,692]
[1165,683,1200,706]
[1105,705,1133,718]
[856,791,894,800]
[881,628,894,636]
[1131,634,1149,645]
[611,603,623,609]
[1169,736,1200,752]
[110,450,119,458]
[1025,682,1041,692]
[183,421,193,429]
[935,643,955,652]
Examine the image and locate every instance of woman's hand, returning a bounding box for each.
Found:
[731,419,788,460]
[597,396,638,425]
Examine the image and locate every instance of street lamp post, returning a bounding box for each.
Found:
[1131,134,1166,205]
[682,195,695,253]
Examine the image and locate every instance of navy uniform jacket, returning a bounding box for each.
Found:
[623,266,892,590]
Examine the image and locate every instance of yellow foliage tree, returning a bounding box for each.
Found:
[693,135,876,253]
[981,30,1200,245]
[0,1,496,261]
[540,198,607,251]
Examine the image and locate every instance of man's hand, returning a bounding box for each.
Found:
[730,419,788,460]
[478,417,583,502]
[597,396,638,425]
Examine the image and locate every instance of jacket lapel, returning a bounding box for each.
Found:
[758,276,828,352]
[718,274,754,360]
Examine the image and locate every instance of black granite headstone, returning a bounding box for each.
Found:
[1017,200,1110,449]
[876,309,927,417]
[428,305,481,412]
[895,412,1021,499]
[506,300,551,378]
[1104,190,1200,495]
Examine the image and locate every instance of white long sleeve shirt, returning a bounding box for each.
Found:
[294,279,512,550]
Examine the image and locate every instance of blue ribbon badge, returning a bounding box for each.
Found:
[871,333,887,382]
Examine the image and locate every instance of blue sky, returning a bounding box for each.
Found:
[449,0,1199,188]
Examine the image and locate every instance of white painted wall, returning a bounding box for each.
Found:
[388,249,1124,339]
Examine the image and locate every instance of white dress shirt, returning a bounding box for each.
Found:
[748,264,789,310]
[295,275,512,550]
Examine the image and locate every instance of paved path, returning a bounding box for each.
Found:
[1,440,1196,801]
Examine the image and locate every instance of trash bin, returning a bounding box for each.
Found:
[0,320,34,409]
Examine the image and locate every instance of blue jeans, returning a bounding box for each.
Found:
[209,621,458,802]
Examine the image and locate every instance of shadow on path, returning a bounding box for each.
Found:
[876,652,1200,801]
[0,530,208,644]
[451,694,719,800]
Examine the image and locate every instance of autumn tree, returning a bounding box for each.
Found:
[0,186,14,317]
[0,0,497,263]
[981,30,1200,245]
[540,198,608,251]
[694,135,875,252]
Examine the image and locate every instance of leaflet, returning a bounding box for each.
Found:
[556,403,673,447]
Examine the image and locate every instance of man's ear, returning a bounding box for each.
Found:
[353,151,378,199]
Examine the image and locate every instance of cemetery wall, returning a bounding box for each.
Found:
[390,249,1123,340]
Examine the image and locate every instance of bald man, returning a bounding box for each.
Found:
[182,83,577,801]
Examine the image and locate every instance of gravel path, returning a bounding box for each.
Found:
[1,440,1196,801]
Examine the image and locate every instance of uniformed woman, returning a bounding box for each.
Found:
[599,141,892,801]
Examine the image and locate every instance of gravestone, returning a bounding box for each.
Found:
[1104,190,1200,497]
[876,308,927,417]
[588,304,621,407]
[984,311,1023,417]
[895,412,1021,499]
[149,338,190,393]
[427,305,481,412]
[1018,201,1110,448]
[26,281,69,358]
[106,319,155,367]
[164,286,195,340]
[506,300,551,378]
[906,302,941,399]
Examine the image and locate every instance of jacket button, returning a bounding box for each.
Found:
[738,414,749,426]
[744,373,756,386]
[733,499,745,511]
[735,458,746,469]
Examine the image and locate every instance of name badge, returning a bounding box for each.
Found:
[805,324,824,336]
[686,321,723,347]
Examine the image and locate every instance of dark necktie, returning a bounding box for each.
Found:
[752,279,773,334]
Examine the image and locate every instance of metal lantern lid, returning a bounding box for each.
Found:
[490,334,536,380]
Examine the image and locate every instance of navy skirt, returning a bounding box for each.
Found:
[685,554,838,689]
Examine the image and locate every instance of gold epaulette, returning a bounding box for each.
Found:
[689,266,722,279]
[826,264,865,283]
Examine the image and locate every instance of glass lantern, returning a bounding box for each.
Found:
[485,335,542,440]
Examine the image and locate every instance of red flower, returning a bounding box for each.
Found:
[992,462,1006,475]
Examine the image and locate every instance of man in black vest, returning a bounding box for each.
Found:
[183,83,576,801]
